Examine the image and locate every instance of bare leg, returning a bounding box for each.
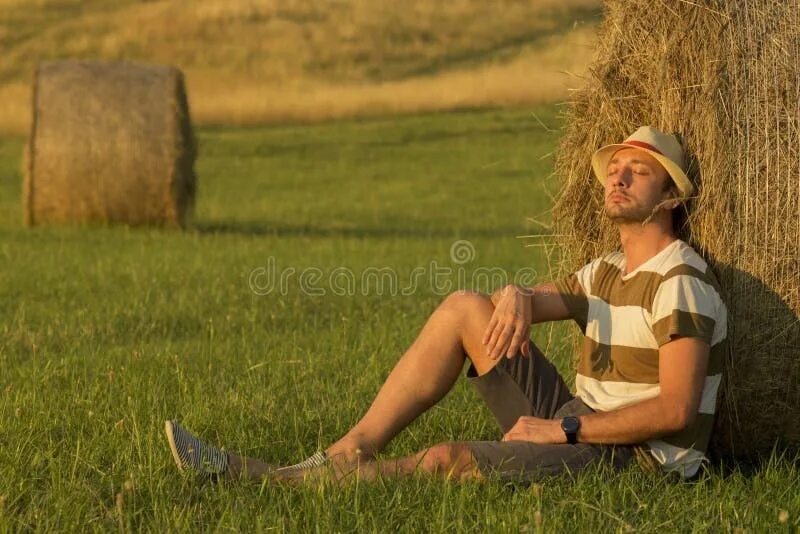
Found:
[224,291,500,481]
[325,290,500,461]
[339,442,481,483]
[248,442,481,484]
[227,455,275,481]
[225,291,500,481]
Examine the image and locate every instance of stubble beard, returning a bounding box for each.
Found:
[604,201,653,224]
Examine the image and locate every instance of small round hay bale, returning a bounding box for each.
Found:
[551,1,799,459]
[24,60,196,228]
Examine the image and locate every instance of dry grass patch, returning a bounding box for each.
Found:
[0,0,600,133]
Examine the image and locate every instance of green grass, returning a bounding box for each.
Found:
[0,107,797,531]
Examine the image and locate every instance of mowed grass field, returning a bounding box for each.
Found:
[0,107,798,531]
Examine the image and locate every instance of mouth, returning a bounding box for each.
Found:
[607,192,628,202]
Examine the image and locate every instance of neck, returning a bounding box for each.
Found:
[616,219,677,274]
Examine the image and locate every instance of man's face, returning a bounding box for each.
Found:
[604,148,674,223]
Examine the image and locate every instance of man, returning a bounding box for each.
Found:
[165,126,727,483]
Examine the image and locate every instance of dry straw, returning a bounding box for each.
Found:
[552,0,799,459]
[24,60,196,228]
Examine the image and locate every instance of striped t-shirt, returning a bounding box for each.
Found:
[553,239,727,477]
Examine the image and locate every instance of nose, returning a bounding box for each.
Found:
[607,166,631,190]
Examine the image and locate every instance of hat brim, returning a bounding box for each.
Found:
[591,144,694,197]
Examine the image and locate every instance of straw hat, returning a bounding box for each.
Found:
[591,126,694,197]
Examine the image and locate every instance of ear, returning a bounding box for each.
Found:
[662,187,684,210]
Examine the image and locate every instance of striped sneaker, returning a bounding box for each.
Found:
[165,420,229,476]
[274,451,328,475]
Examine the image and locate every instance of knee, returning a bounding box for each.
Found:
[417,442,476,478]
[439,290,491,316]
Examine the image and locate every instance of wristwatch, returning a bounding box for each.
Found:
[561,416,581,445]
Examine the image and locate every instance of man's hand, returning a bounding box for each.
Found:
[483,284,533,359]
[502,416,566,444]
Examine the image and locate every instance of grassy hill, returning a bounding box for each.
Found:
[0,0,602,133]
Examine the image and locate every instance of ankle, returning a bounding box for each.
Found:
[326,436,377,463]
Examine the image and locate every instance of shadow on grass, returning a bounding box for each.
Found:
[192,220,543,240]
[709,446,800,481]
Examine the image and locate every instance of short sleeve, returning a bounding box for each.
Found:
[650,273,724,347]
[553,259,601,331]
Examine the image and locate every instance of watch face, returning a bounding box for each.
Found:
[562,417,580,433]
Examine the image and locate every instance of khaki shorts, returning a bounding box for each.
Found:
[464,342,635,484]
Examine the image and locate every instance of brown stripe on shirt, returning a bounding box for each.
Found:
[577,338,660,384]
[553,276,589,331]
[577,338,726,384]
[652,309,717,346]
[592,261,663,312]
[660,263,723,295]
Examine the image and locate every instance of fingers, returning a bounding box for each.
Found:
[521,339,532,358]
[482,288,533,360]
[502,417,535,442]
[503,429,525,442]
[488,322,514,359]
[503,417,526,441]
[481,314,498,346]
[505,327,528,358]
[485,319,532,360]
[483,312,507,358]
[483,320,500,358]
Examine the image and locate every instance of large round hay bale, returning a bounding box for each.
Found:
[24,60,196,227]
[551,1,799,459]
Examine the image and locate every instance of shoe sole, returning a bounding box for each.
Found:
[164,420,186,473]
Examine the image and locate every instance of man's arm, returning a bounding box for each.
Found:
[489,282,572,323]
[502,336,710,444]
